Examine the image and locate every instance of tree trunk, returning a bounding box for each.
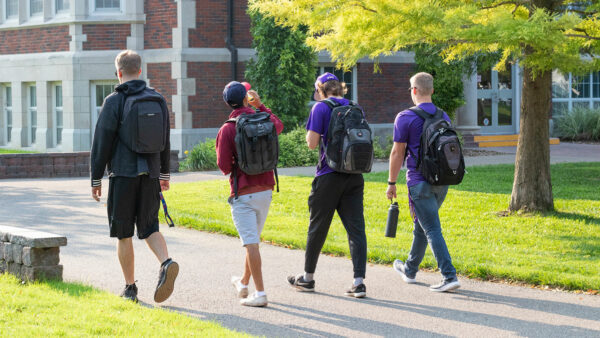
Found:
[509,66,554,212]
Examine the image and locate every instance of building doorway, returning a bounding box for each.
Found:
[477,64,518,134]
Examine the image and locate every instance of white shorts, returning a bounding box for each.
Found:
[228,189,272,246]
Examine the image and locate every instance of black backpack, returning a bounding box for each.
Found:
[321,99,374,174]
[226,111,279,197]
[118,88,169,154]
[408,106,465,185]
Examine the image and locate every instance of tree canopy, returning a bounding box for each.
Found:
[250,0,600,74]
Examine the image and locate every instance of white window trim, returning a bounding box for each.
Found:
[28,85,37,146]
[4,0,19,20]
[53,83,63,147]
[552,72,600,112]
[90,81,116,142]
[2,85,11,145]
[54,0,69,14]
[89,0,123,15]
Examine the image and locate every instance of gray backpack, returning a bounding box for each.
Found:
[226,112,279,197]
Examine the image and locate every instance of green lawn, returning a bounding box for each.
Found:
[0,274,249,337]
[0,149,37,154]
[162,162,600,291]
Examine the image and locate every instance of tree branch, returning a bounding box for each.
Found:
[480,1,528,10]
[349,1,377,14]
[566,33,600,41]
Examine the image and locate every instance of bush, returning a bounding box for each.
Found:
[554,108,600,141]
[180,139,218,171]
[278,127,320,167]
[373,135,393,159]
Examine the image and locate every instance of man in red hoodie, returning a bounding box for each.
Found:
[216,81,284,307]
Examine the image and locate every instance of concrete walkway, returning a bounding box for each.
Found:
[0,142,599,337]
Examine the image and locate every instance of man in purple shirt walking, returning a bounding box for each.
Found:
[287,73,368,298]
[386,72,460,292]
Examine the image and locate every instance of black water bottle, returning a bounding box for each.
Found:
[385,201,399,238]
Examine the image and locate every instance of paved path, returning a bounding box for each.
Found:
[1,142,599,337]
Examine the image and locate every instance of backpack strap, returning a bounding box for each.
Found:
[320,99,341,109]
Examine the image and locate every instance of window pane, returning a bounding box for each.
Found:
[593,72,600,98]
[96,85,113,106]
[498,65,512,90]
[6,87,11,107]
[573,101,590,110]
[56,108,63,144]
[477,99,492,126]
[572,74,590,98]
[30,86,36,107]
[552,101,568,115]
[498,98,512,125]
[30,0,43,14]
[96,0,119,9]
[31,109,37,144]
[7,109,12,143]
[6,0,18,17]
[56,0,69,11]
[56,85,63,107]
[552,71,569,98]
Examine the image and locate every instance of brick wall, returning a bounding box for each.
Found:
[190,0,227,48]
[147,63,176,128]
[82,24,131,51]
[357,63,415,124]
[188,61,247,128]
[0,26,69,55]
[144,0,177,49]
[234,0,252,48]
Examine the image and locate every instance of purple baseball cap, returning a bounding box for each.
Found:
[223,81,247,108]
[315,72,339,91]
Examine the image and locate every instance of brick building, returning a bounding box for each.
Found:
[0,0,418,155]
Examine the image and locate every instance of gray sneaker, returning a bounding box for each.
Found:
[231,276,249,298]
[430,278,461,292]
[154,258,179,303]
[393,260,416,284]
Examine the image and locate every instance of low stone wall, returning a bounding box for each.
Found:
[0,225,67,281]
[0,151,179,179]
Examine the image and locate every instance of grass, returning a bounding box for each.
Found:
[0,149,37,154]
[0,274,250,337]
[162,162,600,292]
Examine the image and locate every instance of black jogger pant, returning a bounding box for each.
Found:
[305,172,367,278]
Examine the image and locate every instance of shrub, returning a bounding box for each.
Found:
[554,108,600,141]
[180,139,218,171]
[278,126,320,167]
[373,135,393,159]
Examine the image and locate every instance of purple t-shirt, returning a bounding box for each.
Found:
[306,97,351,177]
[393,102,451,187]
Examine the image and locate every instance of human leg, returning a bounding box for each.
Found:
[117,237,135,285]
[336,174,367,280]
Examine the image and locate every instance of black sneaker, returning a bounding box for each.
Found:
[345,283,367,298]
[154,258,179,303]
[120,283,138,303]
[429,277,461,292]
[287,274,315,292]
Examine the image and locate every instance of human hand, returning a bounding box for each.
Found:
[160,180,170,192]
[92,186,102,202]
[247,90,262,108]
[386,185,397,200]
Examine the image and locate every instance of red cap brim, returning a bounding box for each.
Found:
[241,82,251,91]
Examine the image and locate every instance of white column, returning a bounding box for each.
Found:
[33,81,51,151]
[18,0,27,24]
[12,82,26,147]
[69,24,86,52]
[456,67,481,135]
[0,86,5,146]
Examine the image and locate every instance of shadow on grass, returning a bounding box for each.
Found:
[42,279,99,298]
[550,211,600,226]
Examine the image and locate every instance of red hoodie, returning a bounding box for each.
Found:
[216,105,284,197]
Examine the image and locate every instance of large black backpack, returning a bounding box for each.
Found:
[321,99,374,174]
[226,112,279,197]
[118,88,169,154]
[408,106,465,185]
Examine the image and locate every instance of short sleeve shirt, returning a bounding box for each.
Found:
[393,102,451,187]
[306,97,350,177]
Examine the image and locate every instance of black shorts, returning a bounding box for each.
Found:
[107,175,160,240]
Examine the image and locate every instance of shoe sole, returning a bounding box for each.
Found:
[240,301,268,307]
[231,278,249,298]
[154,261,179,303]
[291,284,315,292]
[345,292,366,298]
[430,282,461,293]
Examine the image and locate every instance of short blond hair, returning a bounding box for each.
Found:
[115,50,142,76]
[410,72,434,95]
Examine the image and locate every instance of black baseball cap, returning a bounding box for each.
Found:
[223,81,247,108]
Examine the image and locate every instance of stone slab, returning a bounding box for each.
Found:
[0,259,5,273]
[0,242,4,259]
[0,225,67,248]
[11,244,23,264]
[22,247,60,267]
[3,242,13,262]
[21,265,63,281]
[7,262,22,276]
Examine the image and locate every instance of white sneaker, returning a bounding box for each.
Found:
[231,276,249,298]
[393,260,417,284]
[430,278,461,292]
[240,294,268,307]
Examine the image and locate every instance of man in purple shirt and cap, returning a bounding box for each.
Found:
[386,72,460,292]
[287,73,368,298]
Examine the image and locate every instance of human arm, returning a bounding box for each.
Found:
[215,124,236,175]
[90,94,120,199]
[305,102,327,150]
[249,90,284,135]
[386,142,407,200]
[306,130,320,150]
[159,100,171,191]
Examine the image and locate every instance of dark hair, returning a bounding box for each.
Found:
[318,80,347,98]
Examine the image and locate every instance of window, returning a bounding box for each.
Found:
[30,0,43,15]
[552,71,600,113]
[571,74,590,99]
[54,85,63,146]
[4,86,11,144]
[91,83,114,138]
[56,0,69,12]
[313,66,356,101]
[29,85,37,145]
[94,0,120,10]
[6,0,18,18]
